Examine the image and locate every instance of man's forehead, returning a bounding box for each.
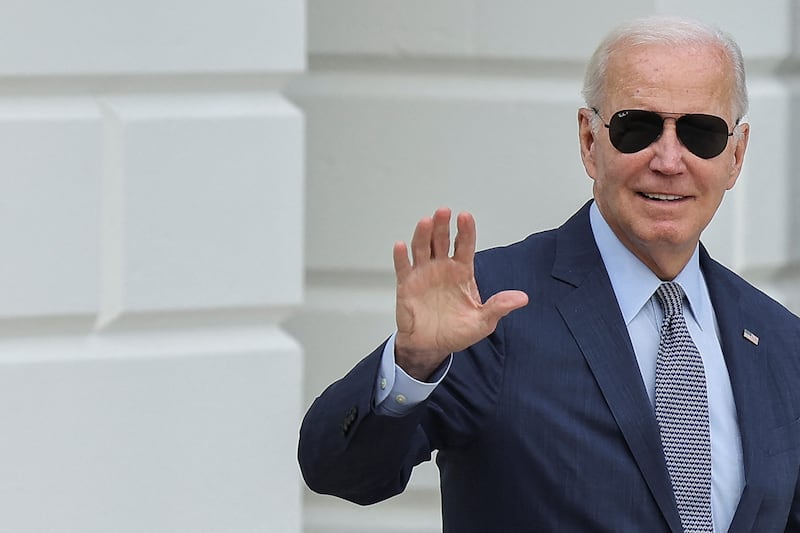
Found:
[602,42,734,111]
[609,40,733,76]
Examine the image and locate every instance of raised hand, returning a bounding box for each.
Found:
[392,208,529,380]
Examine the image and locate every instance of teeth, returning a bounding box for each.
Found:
[643,193,683,201]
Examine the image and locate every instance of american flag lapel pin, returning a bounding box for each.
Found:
[743,329,759,346]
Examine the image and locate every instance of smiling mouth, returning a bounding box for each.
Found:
[640,192,686,201]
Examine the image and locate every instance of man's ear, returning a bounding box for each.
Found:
[726,122,749,190]
[578,108,598,179]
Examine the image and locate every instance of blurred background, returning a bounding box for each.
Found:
[0,1,797,532]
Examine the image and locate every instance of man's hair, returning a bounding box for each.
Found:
[582,16,748,125]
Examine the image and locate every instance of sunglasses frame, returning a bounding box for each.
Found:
[591,107,738,159]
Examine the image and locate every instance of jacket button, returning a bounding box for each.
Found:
[341,406,358,435]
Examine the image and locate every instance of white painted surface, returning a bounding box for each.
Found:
[0,1,305,532]
[0,0,304,75]
[0,329,301,533]
[99,93,302,317]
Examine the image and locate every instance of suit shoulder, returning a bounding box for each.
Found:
[708,258,800,326]
[475,228,558,266]
[472,229,558,295]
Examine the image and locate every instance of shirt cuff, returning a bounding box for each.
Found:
[374,332,452,416]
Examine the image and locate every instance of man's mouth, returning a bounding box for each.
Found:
[640,192,685,201]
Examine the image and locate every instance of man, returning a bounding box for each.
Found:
[299,16,800,532]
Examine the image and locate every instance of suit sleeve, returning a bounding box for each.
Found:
[787,472,800,532]
[785,329,800,533]
[297,250,515,506]
[297,316,509,505]
[297,340,435,505]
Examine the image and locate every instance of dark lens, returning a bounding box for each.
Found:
[607,110,664,153]
[676,114,731,159]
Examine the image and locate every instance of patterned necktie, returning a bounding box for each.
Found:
[654,282,713,532]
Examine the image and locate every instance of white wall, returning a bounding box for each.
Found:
[288,1,800,532]
[0,1,305,532]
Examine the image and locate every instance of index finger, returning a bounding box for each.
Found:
[393,241,412,281]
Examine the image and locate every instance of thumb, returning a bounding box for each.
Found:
[482,290,529,323]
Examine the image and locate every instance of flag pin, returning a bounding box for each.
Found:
[743,329,759,346]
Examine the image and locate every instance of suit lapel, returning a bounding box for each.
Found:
[701,253,771,533]
[552,204,684,533]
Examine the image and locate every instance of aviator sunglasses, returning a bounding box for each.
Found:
[592,108,738,159]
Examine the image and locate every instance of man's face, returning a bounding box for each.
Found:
[578,42,749,278]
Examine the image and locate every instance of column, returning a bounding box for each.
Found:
[0,1,305,531]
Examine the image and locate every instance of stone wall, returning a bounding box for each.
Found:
[0,1,305,531]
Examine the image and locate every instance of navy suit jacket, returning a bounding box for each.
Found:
[299,202,800,532]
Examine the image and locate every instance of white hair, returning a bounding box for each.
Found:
[582,16,748,131]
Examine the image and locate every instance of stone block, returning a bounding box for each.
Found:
[0,98,101,319]
[309,0,650,61]
[0,327,301,532]
[100,93,303,319]
[292,73,591,273]
[0,0,304,75]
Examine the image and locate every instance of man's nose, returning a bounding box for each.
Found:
[649,119,687,174]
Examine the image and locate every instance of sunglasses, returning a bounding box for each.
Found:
[592,108,737,159]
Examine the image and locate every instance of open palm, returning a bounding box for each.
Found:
[392,208,529,380]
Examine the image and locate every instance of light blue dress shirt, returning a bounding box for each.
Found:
[376,202,745,531]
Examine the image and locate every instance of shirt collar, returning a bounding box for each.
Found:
[588,202,707,328]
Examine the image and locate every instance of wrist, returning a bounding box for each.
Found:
[394,340,448,382]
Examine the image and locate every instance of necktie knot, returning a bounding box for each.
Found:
[656,281,685,318]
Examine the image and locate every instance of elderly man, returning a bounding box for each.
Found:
[299,16,800,532]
